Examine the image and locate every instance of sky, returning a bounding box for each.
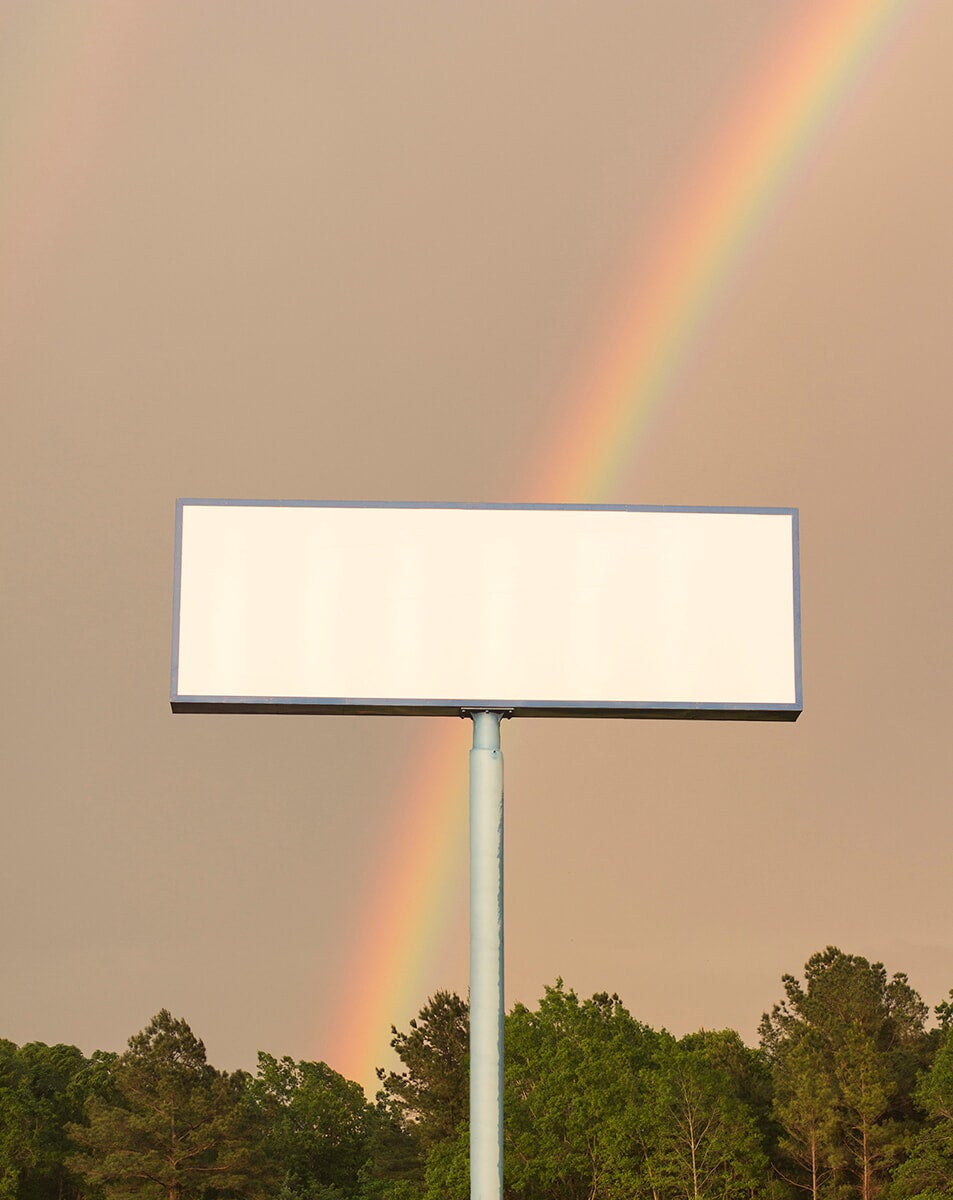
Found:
[2,0,952,1098]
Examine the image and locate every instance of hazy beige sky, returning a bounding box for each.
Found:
[3,0,951,1095]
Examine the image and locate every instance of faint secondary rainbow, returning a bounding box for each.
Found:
[0,8,149,353]
[325,0,920,1091]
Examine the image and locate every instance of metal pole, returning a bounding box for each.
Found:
[468,710,504,1200]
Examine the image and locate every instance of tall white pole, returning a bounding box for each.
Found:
[468,710,504,1200]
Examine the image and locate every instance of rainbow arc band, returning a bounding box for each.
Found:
[319,0,912,1101]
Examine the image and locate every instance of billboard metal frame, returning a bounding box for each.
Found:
[170,498,802,721]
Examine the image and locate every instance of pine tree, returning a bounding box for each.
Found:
[761,948,930,1200]
[890,992,953,1199]
[377,992,469,1152]
[771,1030,839,1200]
[68,1009,271,1200]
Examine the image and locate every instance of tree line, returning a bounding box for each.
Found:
[1,947,951,1200]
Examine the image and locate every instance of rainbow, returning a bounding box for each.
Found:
[327,728,471,1085]
[324,0,920,1092]
[531,0,915,501]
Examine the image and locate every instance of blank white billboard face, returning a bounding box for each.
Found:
[171,502,801,719]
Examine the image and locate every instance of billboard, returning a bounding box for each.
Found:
[171,501,801,719]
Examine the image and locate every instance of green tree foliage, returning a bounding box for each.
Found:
[376,992,469,1154]
[637,1032,771,1200]
[249,1054,371,1199]
[0,1038,108,1200]
[769,1029,840,1200]
[420,981,642,1200]
[890,993,953,1200]
[364,993,468,1200]
[359,1095,424,1200]
[67,1009,271,1200]
[366,991,469,1198]
[761,947,931,1200]
[0,947,947,1200]
[16,1042,93,1200]
[501,982,655,1200]
[0,1039,26,1200]
[421,987,773,1200]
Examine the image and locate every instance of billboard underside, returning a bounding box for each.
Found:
[171,502,801,720]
